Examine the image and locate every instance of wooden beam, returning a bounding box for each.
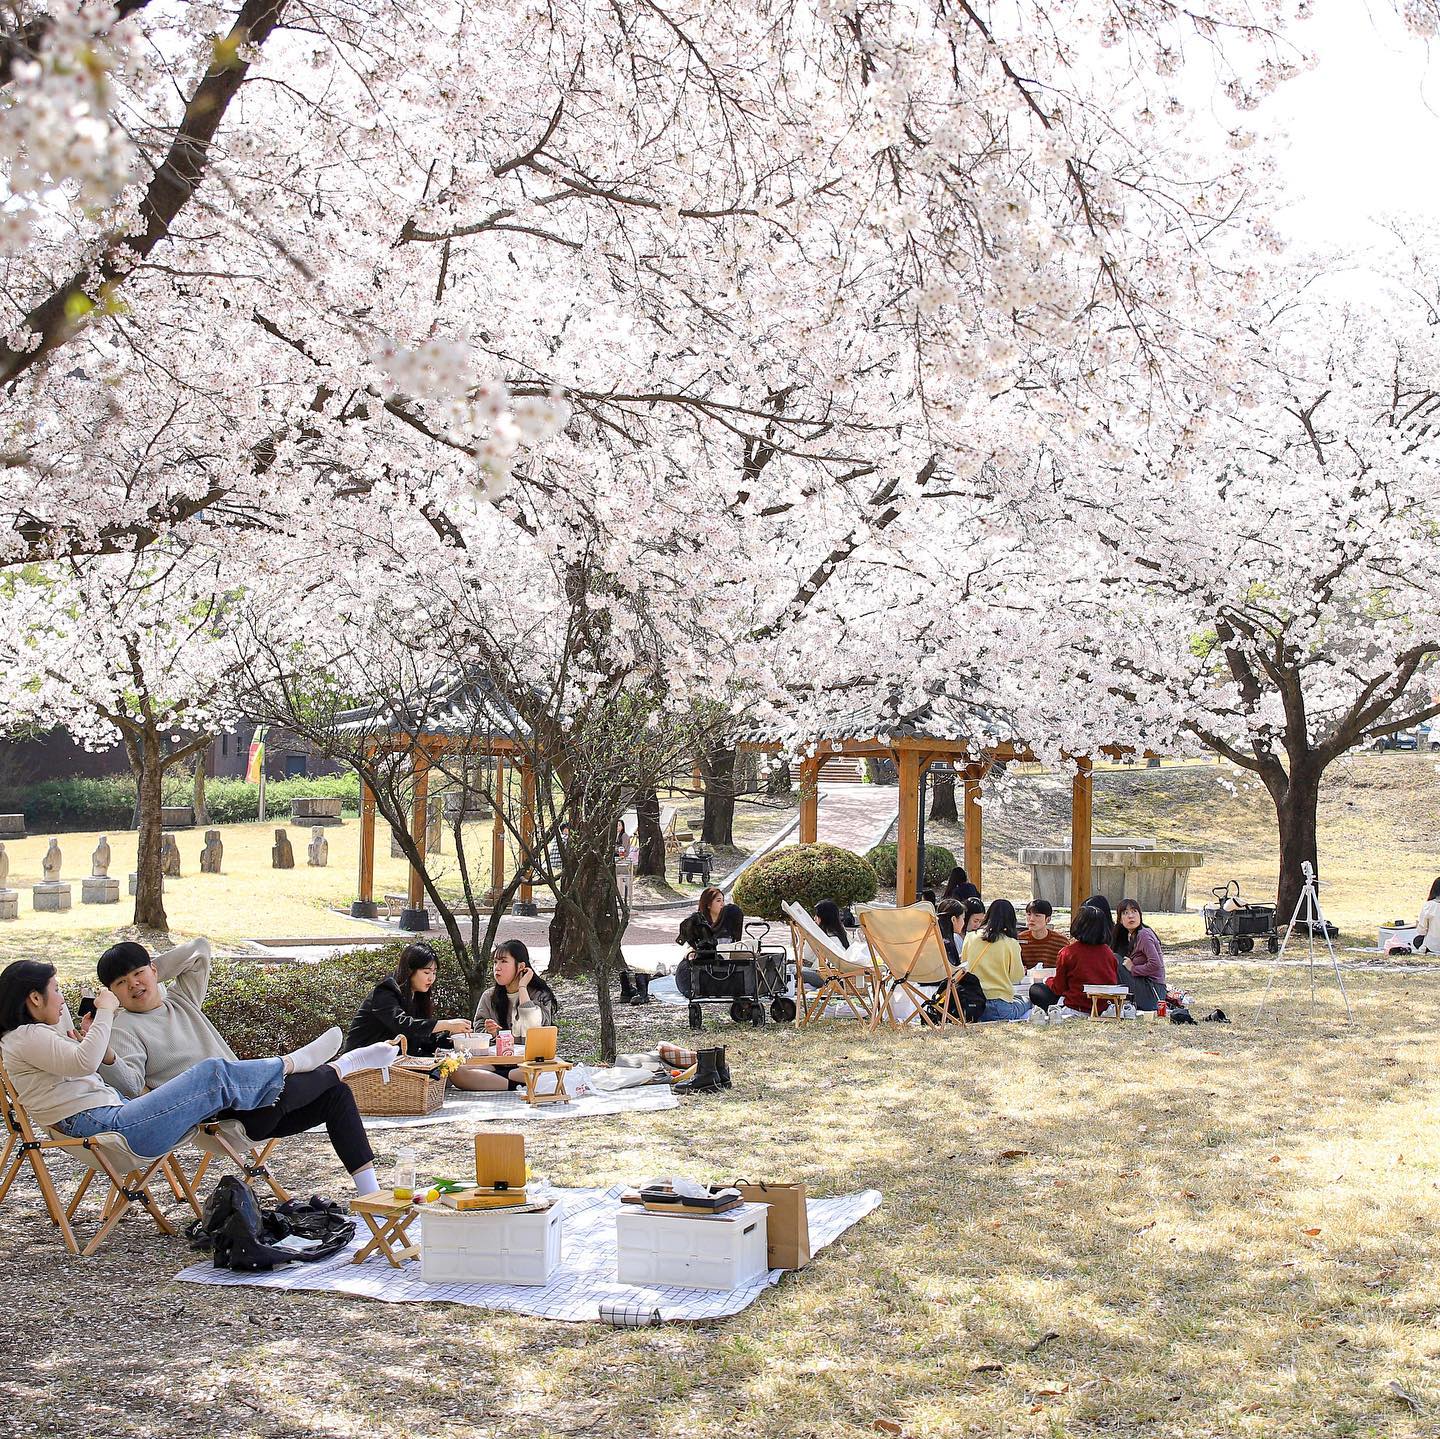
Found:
[407,750,430,911]
[1070,758,1093,920]
[518,760,536,908]
[963,763,984,893]
[488,757,506,902]
[895,747,922,904]
[799,755,819,844]
[356,775,376,911]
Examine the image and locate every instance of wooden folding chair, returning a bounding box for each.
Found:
[170,1121,289,1218]
[857,904,967,1031]
[782,901,881,1025]
[0,1058,186,1256]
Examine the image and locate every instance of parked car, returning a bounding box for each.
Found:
[1374,725,1438,752]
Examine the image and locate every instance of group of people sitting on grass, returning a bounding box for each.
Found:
[0,934,560,1189]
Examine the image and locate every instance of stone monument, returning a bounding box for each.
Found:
[33,837,72,912]
[0,842,16,920]
[199,829,223,874]
[81,835,120,904]
[307,826,329,867]
[272,828,295,869]
[160,832,182,877]
[1018,835,1205,913]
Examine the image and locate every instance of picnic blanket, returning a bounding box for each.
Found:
[363,1086,678,1131]
[174,1184,882,1323]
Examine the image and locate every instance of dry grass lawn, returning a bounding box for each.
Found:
[4,960,1440,1439]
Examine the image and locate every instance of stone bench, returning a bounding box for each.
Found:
[0,815,24,839]
[290,796,344,825]
[161,804,195,829]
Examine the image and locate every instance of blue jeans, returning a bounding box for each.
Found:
[978,998,1032,1022]
[55,1056,286,1160]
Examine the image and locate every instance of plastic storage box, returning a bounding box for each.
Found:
[420,1205,563,1286]
[615,1202,770,1291]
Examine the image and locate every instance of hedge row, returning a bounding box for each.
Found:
[0,773,360,832]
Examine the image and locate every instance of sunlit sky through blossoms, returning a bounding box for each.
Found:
[1266,0,1440,253]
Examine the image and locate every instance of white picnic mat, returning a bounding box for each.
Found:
[362,1086,678,1131]
[173,1184,882,1323]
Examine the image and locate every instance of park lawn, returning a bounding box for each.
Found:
[2,962,1437,1438]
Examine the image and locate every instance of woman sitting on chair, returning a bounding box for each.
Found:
[465,941,561,1091]
[1112,899,1167,1011]
[959,899,1030,1021]
[0,960,394,1182]
[1027,905,1118,1015]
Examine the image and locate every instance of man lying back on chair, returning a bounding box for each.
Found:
[96,938,395,1197]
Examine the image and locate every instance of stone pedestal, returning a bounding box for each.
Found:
[1018,837,1204,913]
[33,881,72,912]
[0,815,24,839]
[290,796,343,826]
[350,898,378,919]
[82,876,121,905]
[398,907,430,932]
[0,889,17,920]
[129,873,164,897]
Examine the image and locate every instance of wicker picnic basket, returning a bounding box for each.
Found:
[343,1036,447,1117]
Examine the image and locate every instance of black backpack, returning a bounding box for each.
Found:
[190,1175,355,1270]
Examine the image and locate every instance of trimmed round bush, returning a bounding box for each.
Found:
[864,841,957,889]
[733,842,877,920]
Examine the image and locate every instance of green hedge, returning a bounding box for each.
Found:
[732,842,877,920]
[0,772,360,832]
[864,842,957,888]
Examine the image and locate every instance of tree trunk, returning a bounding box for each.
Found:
[193,753,208,826]
[1270,760,1323,924]
[928,770,958,822]
[546,838,613,979]
[766,758,792,795]
[700,744,736,846]
[133,735,168,930]
[635,788,666,878]
[595,950,618,1064]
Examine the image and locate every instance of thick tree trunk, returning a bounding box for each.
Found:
[700,745,736,846]
[133,736,168,930]
[635,788,666,878]
[193,755,208,826]
[928,770,958,823]
[546,838,614,979]
[1270,761,1323,924]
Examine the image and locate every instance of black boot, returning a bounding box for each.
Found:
[629,973,651,1007]
[619,969,636,1004]
[674,1048,725,1095]
[712,1044,731,1088]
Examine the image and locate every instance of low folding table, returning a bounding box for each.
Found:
[350,1192,419,1267]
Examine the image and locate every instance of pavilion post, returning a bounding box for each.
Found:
[799,754,819,844]
[487,756,506,905]
[352,767,377,918]
[962,762,984,893]
[400,746,430,931]
[895,747,922,904]
[515,759,538,916]
[1070,758,1094,920]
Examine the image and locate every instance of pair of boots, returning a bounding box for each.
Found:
[619,969,651,1006]
[674,1046,730,1095]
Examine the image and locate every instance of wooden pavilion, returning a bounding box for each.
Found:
[337,684,540,931]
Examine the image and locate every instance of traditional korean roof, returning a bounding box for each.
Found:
[333,676,531,741]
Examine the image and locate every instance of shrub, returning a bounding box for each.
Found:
[202,774,362,825]
[864,842,957,888]
[733,842,877,920]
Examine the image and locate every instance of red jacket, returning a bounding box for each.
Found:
[1047,942,1117,1011]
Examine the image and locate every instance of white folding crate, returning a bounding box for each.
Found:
[615,1203,770,1292]
[420,1205,563,1286]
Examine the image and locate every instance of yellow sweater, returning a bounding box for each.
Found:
[959,934,1024,1001]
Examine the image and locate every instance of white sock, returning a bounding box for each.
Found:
[331,1041,400,1081]
[284,1025,343,1075]
[352,1165,380,1196]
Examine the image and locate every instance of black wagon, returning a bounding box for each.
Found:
[684,920,795,1030]
[1202,880,1280,955]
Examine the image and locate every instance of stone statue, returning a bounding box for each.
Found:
[35,837,71,911]
[200,829,223,874]
[272,828,295,870]
[41,838,62,881]
[91,835,111,878]
[307,826,329,867]
[0,842,8,888]
[160,832,182,877]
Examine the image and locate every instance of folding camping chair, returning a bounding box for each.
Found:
[169,1121,289,1219]
[0,1058,186,1257]
[782,900,881,1025]
[856,903,967,1031]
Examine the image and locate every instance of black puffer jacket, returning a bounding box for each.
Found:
[343,977,450,1056]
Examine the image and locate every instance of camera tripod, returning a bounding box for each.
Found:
[1258,861,1352,1021]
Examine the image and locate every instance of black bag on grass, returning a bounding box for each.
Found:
[189,1175,354,1271]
